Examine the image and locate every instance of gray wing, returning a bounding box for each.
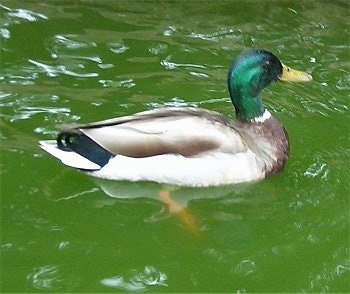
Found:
[57,107,248,157]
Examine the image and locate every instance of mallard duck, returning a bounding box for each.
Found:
[40,49,312,187]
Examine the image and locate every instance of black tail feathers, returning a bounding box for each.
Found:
[57,132,114,168]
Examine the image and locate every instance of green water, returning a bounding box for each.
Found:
[1,1,349,292]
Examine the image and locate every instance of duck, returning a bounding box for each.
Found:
[39,49,312,187]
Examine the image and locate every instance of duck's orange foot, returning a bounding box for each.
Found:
[158,189,199,236]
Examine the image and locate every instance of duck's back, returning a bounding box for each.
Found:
[75,107,247,158]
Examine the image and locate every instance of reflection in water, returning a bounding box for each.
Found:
[101,265,167,292]
[93,178,250,207]
[44,174,254,236]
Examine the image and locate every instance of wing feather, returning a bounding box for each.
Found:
[58,107,247,158]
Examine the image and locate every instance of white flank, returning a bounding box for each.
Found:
[88,152,265,187]
[39,140,101,170]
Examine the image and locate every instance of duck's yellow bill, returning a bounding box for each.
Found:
[280,63,312,82]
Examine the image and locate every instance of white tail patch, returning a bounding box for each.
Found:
[39,140,101,170]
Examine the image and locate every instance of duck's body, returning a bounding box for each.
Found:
[40,49,311,187]
[40,107,288,186]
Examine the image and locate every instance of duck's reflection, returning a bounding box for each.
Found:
[93,178,254,235]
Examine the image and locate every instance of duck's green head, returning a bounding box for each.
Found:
[228,49,312,121]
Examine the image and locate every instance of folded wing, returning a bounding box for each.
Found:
[41,107,248,170]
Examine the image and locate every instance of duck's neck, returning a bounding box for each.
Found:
[232,92,265,121]
[230,89,265,122]
[227,62,266,122]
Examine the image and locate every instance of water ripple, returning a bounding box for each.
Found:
[0,93,77,126]
[0,28,10,39]
[28,59,98,78]
[27,265,63,290]
[235,259,257,276]
[161,56,207,70]
[12,106,70,122]
[163,25,236,42]
[108,42,129,54]
[51,34,97,50]
[1,4,48,22]
[304,162,329,180]
[146,97,198,109]
[99,79,135,89]
[303,253,350,293]
[148,43,168,55]
[101,266,167,292]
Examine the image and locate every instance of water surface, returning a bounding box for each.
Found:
[1,1,349,292]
